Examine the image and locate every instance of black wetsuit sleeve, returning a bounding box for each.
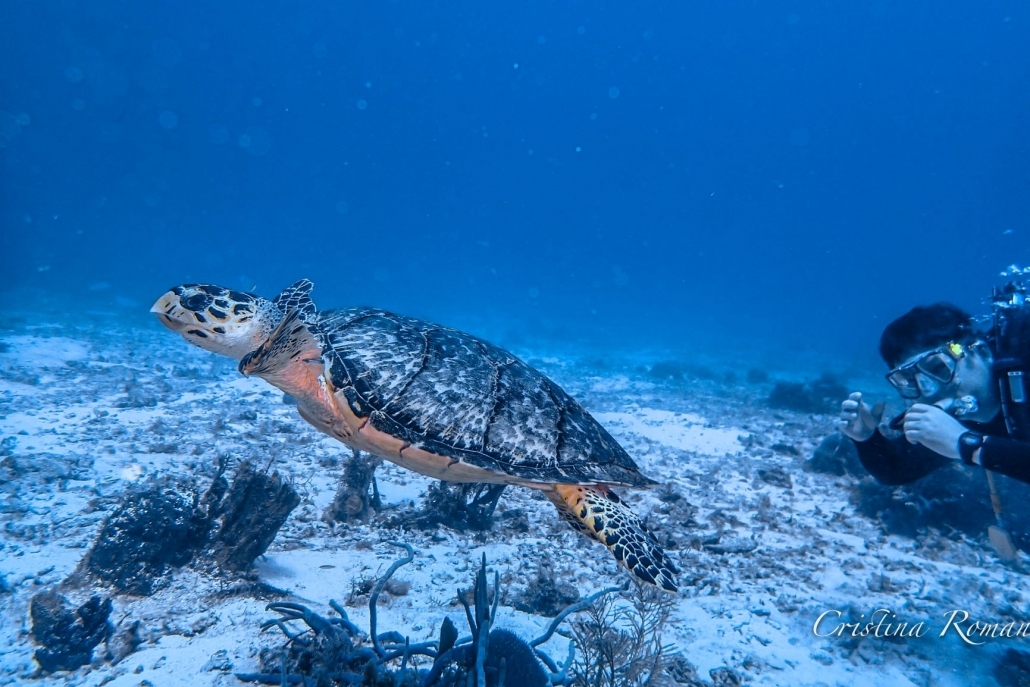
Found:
[979,437,1030,485]
[851,430,954,485]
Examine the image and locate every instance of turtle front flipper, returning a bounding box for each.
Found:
[547,485,678,593]
[272,279,317,323]
[238,308,322,379]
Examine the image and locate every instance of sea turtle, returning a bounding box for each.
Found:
[151,280,679,592]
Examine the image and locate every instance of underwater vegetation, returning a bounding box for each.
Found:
[566,583,677,687]
[79,457,299,594]
[766,373,847,414]
[389,482,509,533]
[239,544,677,687]
[319,448,512,535]
[27,458,302,674]
[29,592,112,672]
[807,433,865,478]
[995,649,1030,687]
[809,433,1030,554]
[323,449,384,525]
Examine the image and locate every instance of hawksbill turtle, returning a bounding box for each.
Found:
[151,280,679,592]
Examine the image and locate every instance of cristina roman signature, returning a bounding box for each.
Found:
[813,609,1030,646]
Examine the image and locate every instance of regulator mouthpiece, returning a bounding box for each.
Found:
[952,395,979,417]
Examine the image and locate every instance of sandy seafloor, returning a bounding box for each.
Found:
[2,300,1030,687]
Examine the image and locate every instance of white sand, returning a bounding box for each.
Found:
[0,321,1025,686]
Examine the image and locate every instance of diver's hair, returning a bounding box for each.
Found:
[879,302,975,368]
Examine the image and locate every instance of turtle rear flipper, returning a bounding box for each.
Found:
[239,309,322,378]
[548,485,679,593]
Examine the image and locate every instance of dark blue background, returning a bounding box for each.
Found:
[2,1,1028,359]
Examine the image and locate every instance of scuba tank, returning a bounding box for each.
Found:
[989,280,1030,442]
[983,276,1030,559]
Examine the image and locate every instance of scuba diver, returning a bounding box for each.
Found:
[838,279,1030,488]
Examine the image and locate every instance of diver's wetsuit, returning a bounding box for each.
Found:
[855,303,1030,487]
[853,412,1030,486]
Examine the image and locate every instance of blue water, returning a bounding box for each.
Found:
[2,1,1028,359]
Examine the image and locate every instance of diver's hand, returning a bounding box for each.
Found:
[901,404,965,460]
[838,392,884,442]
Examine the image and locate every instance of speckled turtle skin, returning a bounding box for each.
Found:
[153,279,679,592]
[308,307,655,489]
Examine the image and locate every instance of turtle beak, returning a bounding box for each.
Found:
[151,291,189,331]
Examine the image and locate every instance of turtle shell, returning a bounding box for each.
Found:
[310,308,654,487]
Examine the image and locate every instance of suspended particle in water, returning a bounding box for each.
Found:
[608,86,620,99]
[238,127,271,156]
[335,201,349,215]
[158,111,178,129]
[357,99,368,110]
[575,146,581,152]
[65,67,84,83]
[578,26,586,35]
[151,37,182,67]
[208,124,229,144]
[0,112,19,147]
[72,99,86,111]
[528,287,540,299]
[789,127,810,145]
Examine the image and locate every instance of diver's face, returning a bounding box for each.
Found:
[941,348,996,415]
[898,344,997,419]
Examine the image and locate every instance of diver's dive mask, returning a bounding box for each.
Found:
[886,342,966,399]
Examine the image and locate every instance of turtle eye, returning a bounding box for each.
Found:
[182,293,212,311]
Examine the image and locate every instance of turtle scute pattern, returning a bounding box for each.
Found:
[308,308,650,487]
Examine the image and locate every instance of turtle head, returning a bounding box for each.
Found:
[151,284,279,360]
